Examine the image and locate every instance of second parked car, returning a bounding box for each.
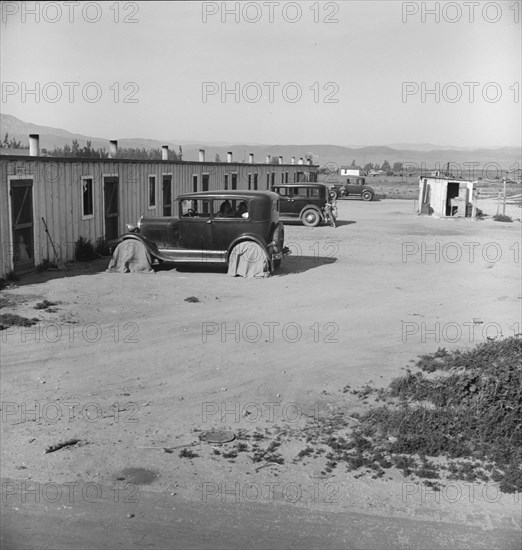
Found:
[272,183,336,227]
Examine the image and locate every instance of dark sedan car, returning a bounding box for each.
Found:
[272,183,336,227]
[116,190,286,271]
[329,178,375,201]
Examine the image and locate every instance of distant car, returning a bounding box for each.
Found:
[272,183,336,227]
[116,190,286,271]
[329,178,375,201]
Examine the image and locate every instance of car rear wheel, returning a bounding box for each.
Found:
[361,190,374,201]
[301,208,321,227]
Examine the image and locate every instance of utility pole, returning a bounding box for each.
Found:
[502,178,507,216]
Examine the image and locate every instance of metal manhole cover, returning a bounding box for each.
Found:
[199,430,235,444]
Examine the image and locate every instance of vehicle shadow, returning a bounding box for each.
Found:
[281,220,356,227]
[154,256,337,276]
[275,255,337,276]
[333,220,357,227]
[155,263,227,274]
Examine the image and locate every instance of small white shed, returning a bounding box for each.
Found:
[340,166,361,177]
[418,175,475,217]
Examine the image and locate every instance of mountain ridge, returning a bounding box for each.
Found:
[1,114,520,169]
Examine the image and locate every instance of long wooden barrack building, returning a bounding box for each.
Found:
[0,137,318,276]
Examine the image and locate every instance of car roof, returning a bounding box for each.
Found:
[177,190,279,200]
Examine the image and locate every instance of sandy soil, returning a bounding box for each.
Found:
[1,199,521,548]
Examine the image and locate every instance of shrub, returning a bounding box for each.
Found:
[74,237,97,261]
[94,237,111,256]
[493,214,513,222]
[36,258,57,272]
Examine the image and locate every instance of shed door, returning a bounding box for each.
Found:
[10,179,34,271]
[104,177,119,240]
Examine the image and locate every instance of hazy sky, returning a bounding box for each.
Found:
[1,1,520,147]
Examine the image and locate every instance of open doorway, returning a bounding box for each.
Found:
[446,181,460,216]
[10,179,35,272]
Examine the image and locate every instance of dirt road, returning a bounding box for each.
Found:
[1,199,520,549]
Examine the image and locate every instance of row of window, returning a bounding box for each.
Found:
[81,171,315,219]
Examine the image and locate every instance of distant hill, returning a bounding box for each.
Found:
[1,113,520,169]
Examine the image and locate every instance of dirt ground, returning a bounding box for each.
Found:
[1,198,521,549]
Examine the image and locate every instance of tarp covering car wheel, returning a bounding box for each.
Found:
[227,241,270,278]
[107,238,154,273]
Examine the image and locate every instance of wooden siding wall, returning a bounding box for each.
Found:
[0,158,317,275]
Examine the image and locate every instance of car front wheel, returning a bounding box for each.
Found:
[301,208,321,227]
[361,190,374,201]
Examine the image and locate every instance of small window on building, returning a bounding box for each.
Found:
[231,173,237,190]
[224,174,229,190]
[248,174,252,190]
[148,175,156,208]
[253,173,258,190]
[193,175,198,193]
[266,173,270,190]
[81,177,94,219]
[285,172,289,183]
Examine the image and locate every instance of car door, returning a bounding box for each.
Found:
[178,199,214,260]
[211,199,247,251]
[291,187,309,215]
[345,180,361,196]
[274,186,295,217]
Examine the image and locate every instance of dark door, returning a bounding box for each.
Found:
[446,182,460,216]
[275,187,296,217]
[179,199,213,250]
[202,174,209,192]
[162,175,172,216]
[10,179,34,271]
[104,177,119,240]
